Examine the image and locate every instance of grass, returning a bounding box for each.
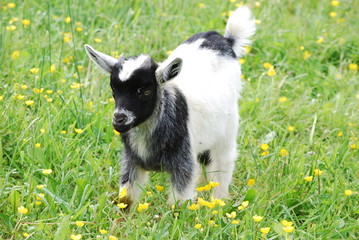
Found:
[0,0,358,239]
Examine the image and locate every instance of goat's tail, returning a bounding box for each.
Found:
[224,6,256,58]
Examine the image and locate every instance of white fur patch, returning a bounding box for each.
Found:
[119,55,150,81]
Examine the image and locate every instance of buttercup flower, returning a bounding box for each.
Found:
[314,169,323,176]
[344,190,353,196]
[304,176,313,182]
[25,100,35,106]
[75,221,84,227]
[119,187,127,198]
[137,202,150,212]
[70,234,82,240]
[279,148,289,157]
[117,203,128,209]
[18,206,29,214]
[194,224,202,229]
[281,220,293,227]
[42,169,53,175]
[109,236,118,240]
[267,66,276,76]
[155,185,164,191]
[247,178,255,186]
[11,51,20,59]
[283,226,294,233]
[260,227,270,234]
[100,229,108,234]
[22,19,30,27]
[74,128,83,134]
[253,215,263,222]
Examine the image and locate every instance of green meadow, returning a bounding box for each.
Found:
[0,0,358,239]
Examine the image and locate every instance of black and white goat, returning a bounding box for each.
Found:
[85,7,255,207]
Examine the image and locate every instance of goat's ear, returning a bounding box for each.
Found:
[84,44,118,74]
[156,58,183,83]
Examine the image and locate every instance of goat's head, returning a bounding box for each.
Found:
[85,44,182,133]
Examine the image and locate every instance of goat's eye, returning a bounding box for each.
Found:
[142,89,152,96]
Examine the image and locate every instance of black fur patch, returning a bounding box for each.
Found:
[120,87,193,194]
[184,31,236,58]
[198,150,212,166]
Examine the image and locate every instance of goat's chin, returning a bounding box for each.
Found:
[113,125,132,134]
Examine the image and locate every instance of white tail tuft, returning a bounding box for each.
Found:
[224,6,256,58]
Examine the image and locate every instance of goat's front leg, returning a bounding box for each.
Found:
[119,156,148,211]
[168,154,198,205]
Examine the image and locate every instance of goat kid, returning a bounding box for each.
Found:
[85,7,255,208]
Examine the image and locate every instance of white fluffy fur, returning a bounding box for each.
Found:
[119,55,150,81]
[224,6,256,57]
[158,41,243,199]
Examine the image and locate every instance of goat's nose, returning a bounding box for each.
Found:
[114,113,127,125]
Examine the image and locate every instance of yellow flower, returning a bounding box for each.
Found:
[0,96,4,101]
[17,95,25,100]
[109,236,118,240]
[278,96,288,103]
[119,187,127,198]
[64,17,71,23]
[64,33,71,43]
[267,66,276,76]
[260,227,270,234]
[331,0,340,6]
[244,46,251,54]
[9,17,18,24]
[22,19,31,27]
[47,98,53,103]
[74,128,84,134]
[208,220,216,226]
[283,226,295,233]
[30,68,39,74]
[329,12,337,18]
[260,143,269,151]
[314,169,323,176]
[155,185,164,191]
[316,37,324,44]
[33,88,44,94]
[40,129,46,134]
[94,38,102,43]
[49,64,56,73]
[166,50,173,55]
[35,143,41,148]
[137,202,150,212]
[70,82,83,89]
[37,184,45,189]
[344,190,353,196]
[304,176,313,182]
[226,211,236,219]
[255,19,261,24]
[6,25,17,31]
[350,144,356,149]
[11,51,20,59]
[7,3,16,8]
[253,215,263,222]
[337,131,343,137]
[75,221,84,227]
[117,203,128,209]
[212,210,218,215]
[299,46,305,50]
[188,204,200,210]
[262,62,271,68]
[209,181,219,187]
[113,129,120,135]
[61,130,67,134]
[70,234,82,240]
[232,220,240,224]
[254,2,261,8]
[239,58,245,64]
[349,63,358,71]
[18,206,29,214]
[247,179,255,186]
[23,233,30,237]
[279,148,289,157]
[281,220,293,227]
[303,51,311,60]
[100,229,108,234]
[198,3,205,8]
[238,200,249,210]
[288,126,295,132]
[76,27,83,32]
[36,193,45,200]
[42,169,53,175]
[25,100,35,106]
[35,201,42,205]
[194,224,202,229]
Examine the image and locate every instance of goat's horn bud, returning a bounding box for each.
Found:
[118,53,125,64]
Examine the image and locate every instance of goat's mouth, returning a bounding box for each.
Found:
[112,122,133,134]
